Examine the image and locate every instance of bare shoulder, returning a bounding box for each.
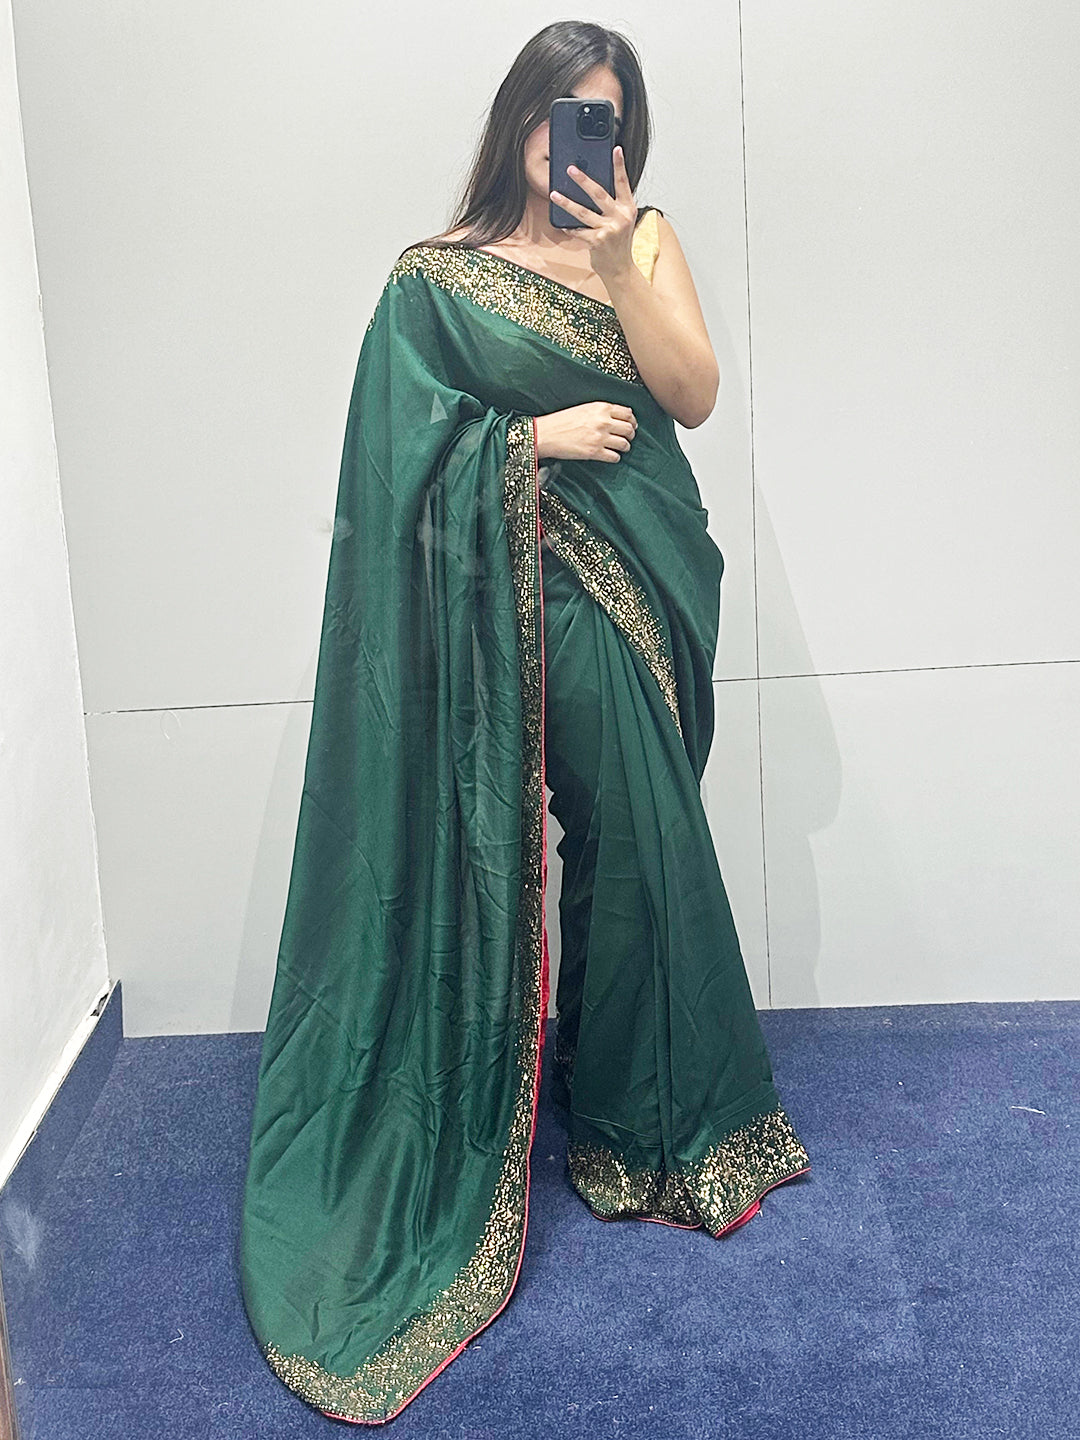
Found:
[429,225,470,243]
[651,212,711,334]
[652,211,689,272]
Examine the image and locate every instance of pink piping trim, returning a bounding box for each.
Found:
[321,418,549,1426]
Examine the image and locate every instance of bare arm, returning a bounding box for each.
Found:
[602,213,720,429]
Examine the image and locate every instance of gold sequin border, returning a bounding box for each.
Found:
[539,488,683,740]
[369,244,645,386]
[567,1104,811,1236]
[262,414,545,1424]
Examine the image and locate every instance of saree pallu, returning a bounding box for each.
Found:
[239,239,812,1425]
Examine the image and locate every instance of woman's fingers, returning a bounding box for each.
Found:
[549,187,591,219]
[564,163,607,200]
[612,146,631,199]
[553,164,615,220]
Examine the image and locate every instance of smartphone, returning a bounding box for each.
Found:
[549,97,616,229]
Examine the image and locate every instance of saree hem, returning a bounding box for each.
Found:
[580,1163,812,1238]
[565,1102,812,1238]
[581,1161,811,1238]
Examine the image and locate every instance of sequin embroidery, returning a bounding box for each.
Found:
[567,1105,812,1236]
[368,244,645,385]
[538,488,683,739]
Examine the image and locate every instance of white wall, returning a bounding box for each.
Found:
[7,1,1078,1036]
[735,1,1080,1006]
[0,0,108,1179]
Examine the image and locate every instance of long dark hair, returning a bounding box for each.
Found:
[408,21,660,255]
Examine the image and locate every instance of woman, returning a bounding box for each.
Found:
[239,21,811,1426]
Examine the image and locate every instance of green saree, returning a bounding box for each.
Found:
[239,223,812,1425]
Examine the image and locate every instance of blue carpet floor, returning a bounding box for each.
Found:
[5,999,1077,1438]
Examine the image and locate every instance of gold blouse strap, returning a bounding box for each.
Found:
[631,207,662,284]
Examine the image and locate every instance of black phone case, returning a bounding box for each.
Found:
[549,97,616,230]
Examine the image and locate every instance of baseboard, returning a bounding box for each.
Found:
[0,980,124,1230]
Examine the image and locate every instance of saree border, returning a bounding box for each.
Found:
[374,244,645,386]
[538,488,684,740]
[566,1104,812,1238]
[262,414,547,1426]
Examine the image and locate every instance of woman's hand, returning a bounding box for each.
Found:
[549,146,637,284]
[535,403,637,463]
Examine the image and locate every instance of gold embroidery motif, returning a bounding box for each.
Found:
[538,488,683,739]
[567,1105,812,1236]
[369,244,645,385]
[263,414,545,1424]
